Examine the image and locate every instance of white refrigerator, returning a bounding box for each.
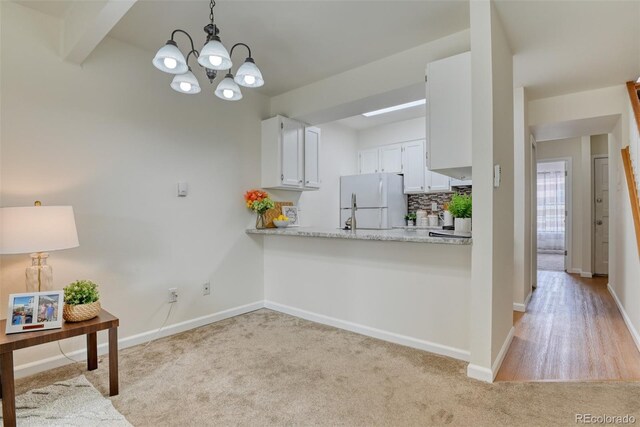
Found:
[339,173,407,229]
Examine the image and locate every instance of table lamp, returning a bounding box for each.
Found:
[0,201,79,292]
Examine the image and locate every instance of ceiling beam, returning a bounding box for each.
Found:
[62,0,137,64]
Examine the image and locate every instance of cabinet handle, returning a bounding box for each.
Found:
[299,180,302,184]
[306,180,309,184]
[281,174,284,180]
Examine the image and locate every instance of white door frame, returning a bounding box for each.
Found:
[536,157,572,272]
[592,154,609,275]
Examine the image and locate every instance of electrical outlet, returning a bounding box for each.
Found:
[168,288,178,303]
[202,282,211,296]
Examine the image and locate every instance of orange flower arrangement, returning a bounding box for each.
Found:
[244,189,274,214]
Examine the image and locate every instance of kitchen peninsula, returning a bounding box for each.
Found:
[248,226,472,361]
[246,227,472,244]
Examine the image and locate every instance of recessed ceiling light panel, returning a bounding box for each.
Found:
[362,99,426,117]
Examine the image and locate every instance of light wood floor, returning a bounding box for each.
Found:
[496,271,640,381]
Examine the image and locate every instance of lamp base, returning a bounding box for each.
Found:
[26,252,54,292]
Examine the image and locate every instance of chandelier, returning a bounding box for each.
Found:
[152,0,264,100]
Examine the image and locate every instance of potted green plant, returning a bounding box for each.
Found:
[404,212,417,226]
[63,280,101,322]
[448,194,472,233]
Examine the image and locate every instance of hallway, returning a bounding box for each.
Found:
[496,271,640,381]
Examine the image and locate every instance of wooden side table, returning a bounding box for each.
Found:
[0,309,119,427]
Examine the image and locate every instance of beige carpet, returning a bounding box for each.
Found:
[14,309,640,426]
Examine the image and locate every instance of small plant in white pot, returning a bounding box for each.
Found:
[448,194,472,233]
[63,280,101,322]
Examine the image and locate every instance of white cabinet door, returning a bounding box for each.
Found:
[281,117,303,187]
[304,126,321,188]
[359,148,379,174]
[426,51,472,179]
[427,171,451,192]
[402,140,426,193]
[380,144,403,174]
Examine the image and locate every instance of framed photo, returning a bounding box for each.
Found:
[6,291,64,334]
[282,206,299,226]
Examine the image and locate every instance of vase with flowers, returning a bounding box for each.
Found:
[244,189,275,229]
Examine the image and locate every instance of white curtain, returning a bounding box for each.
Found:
[537,169,565,253]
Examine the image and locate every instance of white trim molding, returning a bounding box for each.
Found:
[467,326,516,383]
[608,283,640,352]
[513,291,532,312]
[264,300,470,362]
[14,301,264,379]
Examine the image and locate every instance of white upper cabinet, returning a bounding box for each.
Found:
[426,51,472,180]
[358,148,380,174]
[281,117,303,187]
[304,127,321,188]
[379,144,403,174]
[402,140,426,193]
[261,116,320,191]
[428,171,451,192]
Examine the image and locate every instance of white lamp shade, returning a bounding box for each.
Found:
[0,206,79,254]
[152,42,189,74]
[170,70,201,94]
[197,38,232,70]
[215,74,243,101]
[234,59,264,88]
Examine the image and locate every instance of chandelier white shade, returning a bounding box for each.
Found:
[215,74,243,100]
[197,37,232,70]
[152,1,263,101]
[171,70,201,94]
[0,206,79,255]
[152,41,189,74]
[234,58,264,88]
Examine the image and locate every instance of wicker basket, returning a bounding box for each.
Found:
[63,300,101,322]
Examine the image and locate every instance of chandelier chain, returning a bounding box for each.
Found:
[209,0,215,25]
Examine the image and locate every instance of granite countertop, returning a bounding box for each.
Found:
[246,227,472,245]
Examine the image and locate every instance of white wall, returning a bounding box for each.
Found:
[0,3,269,371]
[263,236,472,360]
[513,87,532,310]
[537,137,584,272]
[357,117,425,150]
[272,122,358,229]
[467,0,514,382]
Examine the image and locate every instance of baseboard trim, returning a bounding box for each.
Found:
[264,300,470,362]
[567,268,594,278]
[466,326,515,383]
[513,291,532,312]
[607,283,640,353]
[14,301,265,379]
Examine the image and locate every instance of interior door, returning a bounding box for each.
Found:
[380,144,403,174]
[281,117,302,187]
[304,127,321,188]
[359,149,379,174]
[594,157,609,275]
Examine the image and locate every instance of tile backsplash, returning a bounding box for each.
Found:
[408,187,472,214]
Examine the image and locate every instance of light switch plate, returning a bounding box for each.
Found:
[177,182,188,197]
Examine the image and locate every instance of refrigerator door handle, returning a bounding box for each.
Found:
[378,177,383,206]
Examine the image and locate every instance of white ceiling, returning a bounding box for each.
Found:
[15,0,74,17]
[335,103,425,131]
[108,0,470,96]
[13,1,640,103]
[531,115,620,142]
[495,0,640,100]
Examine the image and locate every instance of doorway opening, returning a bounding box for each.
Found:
[536,160,569,271]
